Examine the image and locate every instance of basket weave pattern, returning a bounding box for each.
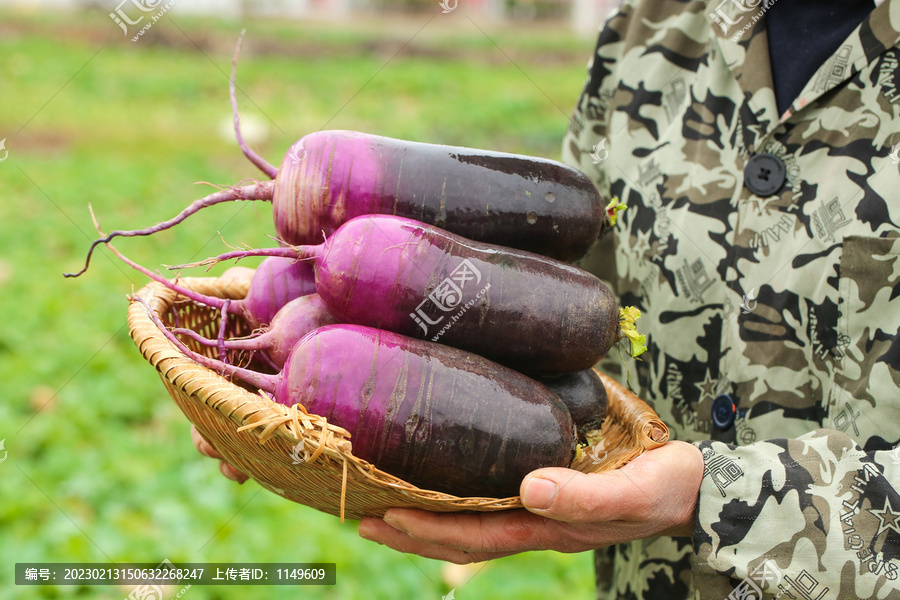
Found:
[128,277,669,520]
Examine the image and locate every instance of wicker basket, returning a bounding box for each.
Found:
[127,277,669,521]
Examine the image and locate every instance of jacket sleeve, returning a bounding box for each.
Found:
[691,432,900,599]
[561,0,634,296]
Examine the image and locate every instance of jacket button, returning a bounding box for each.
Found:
[744,153,786,196]
[712,394,737,429]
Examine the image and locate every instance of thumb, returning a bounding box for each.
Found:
[520,467,643,523]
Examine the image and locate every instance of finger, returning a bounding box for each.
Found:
[376,508,581,554]
[219,460,249,484]
[519,468,645,523]
[191,425,222,459]
[358,517,512,564]
[521,442,702,528]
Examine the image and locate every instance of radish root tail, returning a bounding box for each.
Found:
[65,181,274,278]
[231,29,278,179]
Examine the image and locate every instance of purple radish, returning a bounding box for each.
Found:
[138,298,575,498]
[539,369,608,443]
[237,256,316,328]
[268,130,611,262]
[176,215,645,374]
[67,130,612,277]
[175,294,339,368]
[65,37,616,278]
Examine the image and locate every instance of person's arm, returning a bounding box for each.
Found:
[691,431,900,598]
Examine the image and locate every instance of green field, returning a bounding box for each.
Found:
[0,7,600,599]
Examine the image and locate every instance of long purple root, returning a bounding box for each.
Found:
[92,230,229,312]
[65,180,274,278]
[133,294,277,394]
[173,326,282,372]
[231,30,278,180]
[169,246,313,270]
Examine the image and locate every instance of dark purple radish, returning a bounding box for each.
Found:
[178,215,644,374]
[175,294,339,368]
[539,369,608,443]
[138,299,575,498]
[65,33,615,278]
[67,130,611,277]
[270,130,610,262]
[237,257,316,328]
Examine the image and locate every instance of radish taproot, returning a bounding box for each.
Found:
[137,296,575,498]
[175,294,339,368]
[229,30,278,180]
[178,214,647,373]
[67,132,613,277]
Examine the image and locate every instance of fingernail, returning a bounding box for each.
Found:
[358,529,383,545]
[522,477,557,510]
[383,515,407,533]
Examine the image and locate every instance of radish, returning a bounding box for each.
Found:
[177,215,647,373]
[540,369,608,443]
[137,296,575,498]
[66,133,613,277]
[235,256,316,329]
[174,294,339,368]
[65,34,617,278]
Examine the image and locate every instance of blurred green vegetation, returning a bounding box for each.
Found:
[0,7,597,599]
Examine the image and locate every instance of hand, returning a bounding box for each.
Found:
[357,441,703,563]
[190,424,249,484]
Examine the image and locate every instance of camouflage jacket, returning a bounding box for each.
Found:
[561,0,900,598]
